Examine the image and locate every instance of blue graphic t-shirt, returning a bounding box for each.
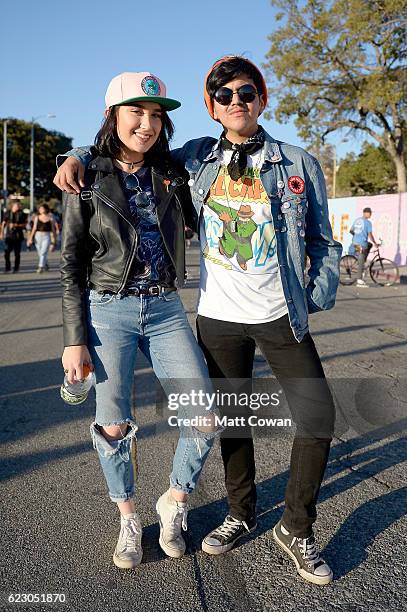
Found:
[351,217,372,248]
[118,167,176,288]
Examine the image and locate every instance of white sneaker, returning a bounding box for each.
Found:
[113,512,143,569]
[356,279,369,287]
[156,490,188,558]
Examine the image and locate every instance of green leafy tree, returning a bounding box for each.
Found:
[264,0,407,191]
[336,142,397,195]
[0,118,72,203]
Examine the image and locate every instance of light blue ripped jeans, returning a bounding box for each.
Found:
[34,232,51,268]
[86,288,217,503]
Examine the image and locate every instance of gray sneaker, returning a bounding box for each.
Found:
[202,515,257,555]
[273,519,333,585]
[156,490,188,558]
[113,512,143,569]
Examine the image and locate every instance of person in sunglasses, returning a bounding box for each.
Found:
[54,57,342,585]
[59,71,219,570]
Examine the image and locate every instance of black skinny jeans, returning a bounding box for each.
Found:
[4,237,23,272]
[196,313,335,538]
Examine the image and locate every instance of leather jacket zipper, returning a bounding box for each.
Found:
[92,189,139,293]
[174,193,186,227]
[155,184,183,275]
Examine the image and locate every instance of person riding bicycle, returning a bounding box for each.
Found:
[349,207,378,288]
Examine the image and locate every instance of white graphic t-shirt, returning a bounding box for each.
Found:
[197,149,288,323]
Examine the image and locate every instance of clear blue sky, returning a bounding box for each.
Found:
[1,0,358,159]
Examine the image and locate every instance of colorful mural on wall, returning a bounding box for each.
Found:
[328,193,407,266]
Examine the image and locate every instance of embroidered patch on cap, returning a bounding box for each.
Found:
[141,76,161,96]
[288,176,305,194]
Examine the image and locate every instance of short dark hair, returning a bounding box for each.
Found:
[363,207,372,214]
[206,56,264,99]
[94,105,175,166]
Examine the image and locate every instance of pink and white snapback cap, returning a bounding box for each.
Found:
[105,72,181,111]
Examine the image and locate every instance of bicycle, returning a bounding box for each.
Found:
[339,241,399,287]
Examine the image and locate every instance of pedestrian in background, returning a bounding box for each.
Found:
[350,207,378,288]
[0,202,27,273]
[27,204,57,272]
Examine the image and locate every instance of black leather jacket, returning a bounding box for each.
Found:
[60,155,197,347]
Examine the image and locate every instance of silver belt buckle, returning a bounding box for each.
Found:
[81,190,92,201]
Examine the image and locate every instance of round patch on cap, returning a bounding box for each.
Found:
[288,176,305,194]
[141,76,161,96]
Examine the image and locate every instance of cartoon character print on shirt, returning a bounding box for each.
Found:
[206,200,257,271]
[202,164,277,273]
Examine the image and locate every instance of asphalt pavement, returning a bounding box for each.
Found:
[0,244,406,612]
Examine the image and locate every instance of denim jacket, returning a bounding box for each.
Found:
[62,129,342,341]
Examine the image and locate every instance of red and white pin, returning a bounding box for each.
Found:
[288,176,305,194]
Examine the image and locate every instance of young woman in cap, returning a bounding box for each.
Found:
[60,71,217,569]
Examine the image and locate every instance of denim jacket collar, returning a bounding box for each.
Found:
[202,126,283,163]
[263,132,283,163]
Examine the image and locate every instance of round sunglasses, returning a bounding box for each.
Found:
[213,84,260,106]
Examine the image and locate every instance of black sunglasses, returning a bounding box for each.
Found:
[213,84,260,106]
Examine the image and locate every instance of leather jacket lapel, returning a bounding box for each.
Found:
[151,167,183,221]
[92,172,135,227]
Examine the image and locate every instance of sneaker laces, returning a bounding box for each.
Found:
[297,535,320,565]
[213,516,249,538]
[166,504,188,539]
[120,518,142,553]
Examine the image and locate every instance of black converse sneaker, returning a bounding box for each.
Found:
[202,515,257,555]
[273,519,333,585]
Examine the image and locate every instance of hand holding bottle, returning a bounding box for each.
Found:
[62,345,93,384]
[61,345,95,405]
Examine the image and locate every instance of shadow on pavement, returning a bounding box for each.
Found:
[323,486,406,578]
[0,357,160,444]
[1,346,405,580]
[0,277,61,303]
[180,419,406,579]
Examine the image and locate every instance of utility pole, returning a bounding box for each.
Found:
[30,114,56,213]
[30,121,35,214]
[2,119,8,221]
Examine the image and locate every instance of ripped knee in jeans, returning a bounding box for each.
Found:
[90,418,138,461]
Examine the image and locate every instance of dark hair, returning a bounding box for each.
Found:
[38,203,50,213]
[206,56,265,99]
[363,207,372,214]
[94,105,175,166]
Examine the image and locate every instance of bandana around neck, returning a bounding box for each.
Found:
[221,126,265,181]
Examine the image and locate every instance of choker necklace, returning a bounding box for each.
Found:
[115,158,144,171]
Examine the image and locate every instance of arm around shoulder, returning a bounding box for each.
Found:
[54,146,97,194]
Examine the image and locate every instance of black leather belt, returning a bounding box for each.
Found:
[125,285,176,297]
